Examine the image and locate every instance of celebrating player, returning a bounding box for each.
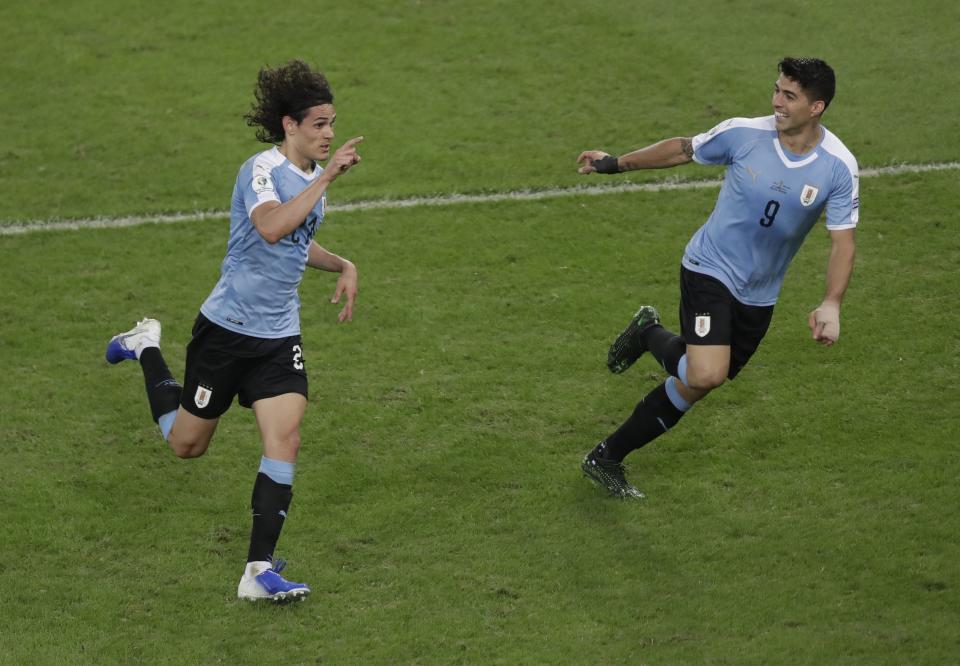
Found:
[105,60,362,599]
[577,57,858,498]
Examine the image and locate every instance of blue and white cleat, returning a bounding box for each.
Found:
[237,558,311,602]
[105,318,161,364]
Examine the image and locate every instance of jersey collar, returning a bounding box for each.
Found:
[271,146,322,181]
[772,127,824,169]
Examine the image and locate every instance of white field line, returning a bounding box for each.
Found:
[1,161,957,237]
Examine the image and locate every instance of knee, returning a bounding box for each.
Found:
[167,434,210,459]
[265,431,302,460]
[282,432,302,458]
[685,367,727,391]
[170,443,207,459]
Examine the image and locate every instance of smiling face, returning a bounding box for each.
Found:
[282,103,336,168]
[772,74,825,134]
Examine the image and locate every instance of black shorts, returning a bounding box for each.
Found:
[678,266,774,380]
[181,314,308,419]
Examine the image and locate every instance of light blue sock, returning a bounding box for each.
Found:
[158,410,177,441]
[677,354,689,388]
[665,376,692,412]
[259,456,295,485]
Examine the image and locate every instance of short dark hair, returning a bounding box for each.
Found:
[778,57,835,112]
[244,60,334,144]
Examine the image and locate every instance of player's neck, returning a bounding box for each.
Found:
[777,123,823,156]
[278,143,315,173]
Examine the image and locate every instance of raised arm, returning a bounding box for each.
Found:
[577,137,694,175]
[251,175,332,244]
[251,137,363,244]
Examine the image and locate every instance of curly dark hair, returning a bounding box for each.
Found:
[244,60,334,144]
[778,57,835,112]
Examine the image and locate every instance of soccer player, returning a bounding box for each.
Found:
[576,57,858,499]
[105,60,363,599]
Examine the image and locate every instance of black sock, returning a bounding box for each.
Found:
[138,347,182,423]
[598,382,686,462]
[247,473,293,563]
[644,325,685,377]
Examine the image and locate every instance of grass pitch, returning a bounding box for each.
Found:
[1,1,959,664]
[2,0,959,222]
[2,171,958,664]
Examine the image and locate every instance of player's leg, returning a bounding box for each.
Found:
[606,265,711,378]
[582,373,695,498]
[670,274,773,403]
[681,344,730,392]
[672,267,735,392]
[237,393,309,601]
[727,297,775,382]
[606,305,663,373]
[582,268,732,498]
[106,317,201,445]
[165,314,252,458]
[236,338,311,602]
[606,305,687,378]
[164,408,219,459]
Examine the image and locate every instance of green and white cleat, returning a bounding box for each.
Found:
[581,449,645,499]
[606,305,660,374]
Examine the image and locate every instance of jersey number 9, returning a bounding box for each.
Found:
[759,200,780,227]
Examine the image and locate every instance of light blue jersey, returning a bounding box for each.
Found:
[201,147,326,337]
[683,116,859,306]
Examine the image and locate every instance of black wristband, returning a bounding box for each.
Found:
[593,155,621,174]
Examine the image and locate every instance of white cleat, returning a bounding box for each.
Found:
[237,560,310,602]
[105,318,162,363]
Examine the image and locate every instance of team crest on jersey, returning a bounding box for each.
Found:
[800,184,819,207]
[694,315,711,338]
[194,384,213,409]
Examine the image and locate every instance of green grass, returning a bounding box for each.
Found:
[2,0,960,664]
[1,0,959,222]
[2,171,959,664]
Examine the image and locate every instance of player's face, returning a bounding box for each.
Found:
[772,74,822,132]
[288,104,336,162]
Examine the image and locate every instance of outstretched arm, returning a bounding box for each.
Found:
[577,137,694,174]
[808,228,856,346]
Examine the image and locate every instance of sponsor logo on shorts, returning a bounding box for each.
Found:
[194,384,213,409]
[695,314,711,338]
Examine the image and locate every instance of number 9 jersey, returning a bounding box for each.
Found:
[682,116,859,306]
